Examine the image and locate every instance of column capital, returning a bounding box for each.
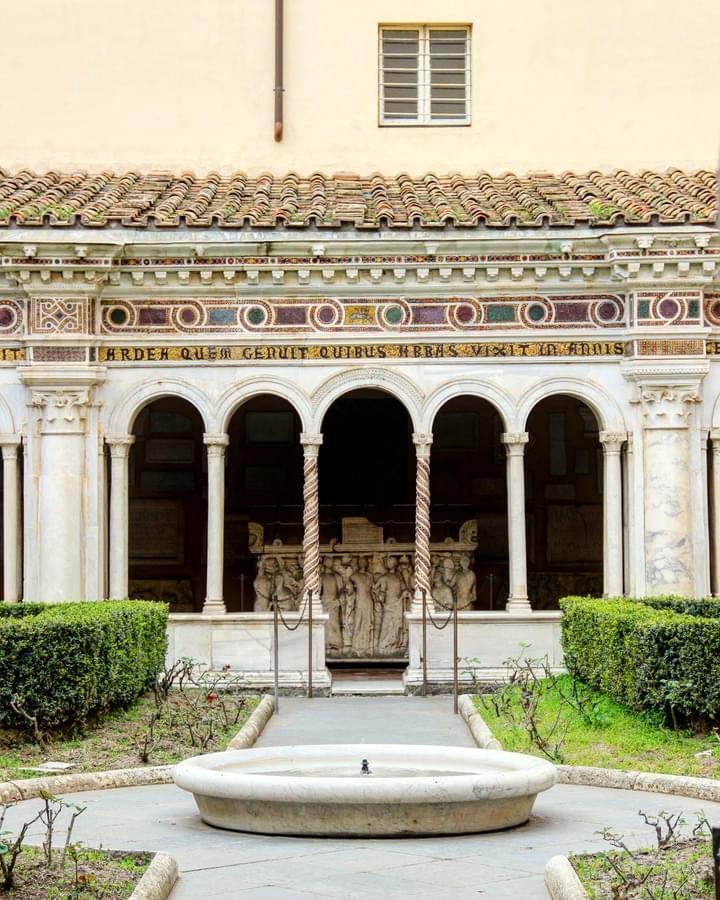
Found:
[0,434,22,459]
[300,432,323,446]
[412,432,433,459]
[106,434,135,458]
[599,430,627,453]
[710,428,720,448]
[204,432,229,447]
[501,432,529,455]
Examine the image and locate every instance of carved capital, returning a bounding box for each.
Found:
[106,434,135,458]
[710,428,720,449]
[0,435,21,461]
[413,432,433,459]
[31,389,91,433]
[204,432,229,457]
[501,432,529,457]
[631,385,701,429]
[300,432,323,458]
[599,431,627,454]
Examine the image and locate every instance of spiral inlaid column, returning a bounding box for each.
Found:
[413,432,433,613]
[301,433,323,613]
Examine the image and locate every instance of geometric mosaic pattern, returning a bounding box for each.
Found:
[101,294,628,335]
[30,297,90,334]
[0,168,714,229]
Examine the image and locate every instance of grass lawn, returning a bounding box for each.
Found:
[474,675,720,777]
[5,846,151,899]
[0,691,259,782]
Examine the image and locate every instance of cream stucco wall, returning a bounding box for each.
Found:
[2,0,719,174]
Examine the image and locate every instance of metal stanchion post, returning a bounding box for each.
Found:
[421,589,428,697]
[452,594,459,714]
[272,595,280,714]
[712,826,720,900]
[307,590,313,699]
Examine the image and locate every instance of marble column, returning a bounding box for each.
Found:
[599,431,626,597]
[106,435,135,599]
[203,433,229,615]
[300,433,323,615]
[27,385,95,601]
[630,376,703,595]
[0,436,21,602]
[710,429,720,596]
[412,432,433,614]
[501,432,530,612]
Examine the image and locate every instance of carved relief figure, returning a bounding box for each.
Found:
[431,569,454,610]
[253,557,274,611]
[375,555,411,654]
[350,555,375,657]
[320,556,343,653]
[455,552,477,609]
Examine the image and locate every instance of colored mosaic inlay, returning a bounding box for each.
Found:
[0,168,714,229]
[99,340,625,363]
[99,295,627,335]
[30,297,90,334]
[634,290,702,327]
[635,339,705,356]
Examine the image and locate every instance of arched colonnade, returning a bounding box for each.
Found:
[104,369,629,617]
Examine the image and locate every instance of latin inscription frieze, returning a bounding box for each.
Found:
[99,340,626,364]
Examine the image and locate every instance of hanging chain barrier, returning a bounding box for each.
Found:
[421,589,460,712]
[269,589,315,711]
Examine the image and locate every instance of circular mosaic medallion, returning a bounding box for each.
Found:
[0,307,16,328]
[385,305,404,326]
[180,306,199,326]
[712,300,720,322]
[597,300,618,322]
[528,304,546,323]
[456,304,475,324]
[317,305,336,325]
[109,306,129,326]
[247,306,267,326]
[658,298,679,319]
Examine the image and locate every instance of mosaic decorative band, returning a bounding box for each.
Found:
[100,294,628,335]
[634,339,705,356]
[100,340,626,363]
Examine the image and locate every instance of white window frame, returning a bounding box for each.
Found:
[379,24,471,127]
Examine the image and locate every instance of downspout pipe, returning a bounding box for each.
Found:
[274,0,284,142]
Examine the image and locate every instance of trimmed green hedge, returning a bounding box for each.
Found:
[0,600,168,734]
[560,596,720,725]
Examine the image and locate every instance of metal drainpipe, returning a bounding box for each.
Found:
[274,0,284,142]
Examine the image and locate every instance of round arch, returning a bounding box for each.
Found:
[311,367,423,432]
[421,379,515,434]
[215,377,312,434]
[515,377,626,433]
[0,392,17,435]
[708,391,720,431]
[107,378,213,435]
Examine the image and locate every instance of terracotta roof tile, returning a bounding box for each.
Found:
[0,168,713,230]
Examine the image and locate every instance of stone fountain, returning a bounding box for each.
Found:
[173,743,557,836]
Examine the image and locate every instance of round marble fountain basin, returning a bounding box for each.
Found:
[173,744,557,836]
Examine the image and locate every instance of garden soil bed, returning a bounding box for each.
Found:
[0,690,258,781]
[571,838,714,898]
[5,846,150,899]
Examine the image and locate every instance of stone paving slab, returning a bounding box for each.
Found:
[257,696,475,747]
[4,781,720,899]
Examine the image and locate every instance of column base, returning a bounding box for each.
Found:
[505,596,531,613]
[202,599,227,616]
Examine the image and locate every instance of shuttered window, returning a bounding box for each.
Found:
[379,26,470,125]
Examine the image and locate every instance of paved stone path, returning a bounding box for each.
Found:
[4,697,720,899]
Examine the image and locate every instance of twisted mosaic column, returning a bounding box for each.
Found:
[413,433,433,613]
[301,433,323,614]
